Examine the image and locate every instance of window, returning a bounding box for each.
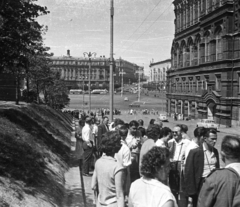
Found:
[215,74,221,91]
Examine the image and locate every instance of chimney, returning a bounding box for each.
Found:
[67,49,70,56]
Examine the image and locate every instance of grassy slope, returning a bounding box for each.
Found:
[0,103,72,207]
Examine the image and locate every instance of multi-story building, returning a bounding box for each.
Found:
[50,51,138,89]
[149,59,171,91]
[167,0,240,127]
[115,58,139,85]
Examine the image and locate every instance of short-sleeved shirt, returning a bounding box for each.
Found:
[115,140,132,168]
[168,138,190,162]
[94,155,124,206]
[129,177,178,207]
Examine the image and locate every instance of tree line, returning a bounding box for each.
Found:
[0,0,69,109]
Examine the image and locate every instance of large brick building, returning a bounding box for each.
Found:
[167,0,240,127]
[50,51,139,89]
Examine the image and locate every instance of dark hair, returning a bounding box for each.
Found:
[161,127,172,137]
[101,131,121,156]
[194,127,206,138]
[114,118,124,126]
[181,124,188,133]
[221,135,240,160]
[149,119,155,125]
[102,116,108,120]
[129,120,139,128]
[204,128,217,138]
[79,119,85,127]
[138,127,146,137]
[141,147,170,178]
[138,119,144,126]
[146,124,161,141]
[118,125,128,138]
[124,123,129,129]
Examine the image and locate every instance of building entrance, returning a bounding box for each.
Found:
[207,101,216,120]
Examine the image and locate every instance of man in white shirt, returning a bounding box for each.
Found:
[82,116,94,176]
[168,125,190,203]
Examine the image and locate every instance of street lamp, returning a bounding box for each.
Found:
[83,52,97,114]
[119,69,126,97]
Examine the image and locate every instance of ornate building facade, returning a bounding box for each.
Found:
[167,0,240,127]
[149,59,171,91]
[50,51,138,89]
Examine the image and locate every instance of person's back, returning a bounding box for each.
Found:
[95,156,123,205]
[198,135,240,207]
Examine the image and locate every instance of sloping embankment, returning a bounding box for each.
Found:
[0,103,72,207]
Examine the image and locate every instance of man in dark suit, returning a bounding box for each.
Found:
[184,128,219,207]
[97,116,109,156]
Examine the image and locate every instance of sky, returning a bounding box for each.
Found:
[37,0,175,76]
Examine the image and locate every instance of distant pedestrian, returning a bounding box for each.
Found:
[198,135,240,207]
[97,116,109,157]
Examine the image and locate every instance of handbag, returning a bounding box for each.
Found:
[169,143,183,193]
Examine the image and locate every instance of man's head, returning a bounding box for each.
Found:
[161,127,172,141]
[193,127,206,144]
[138,119,144,127]
[221,135,240,163]
[172,126,182,142]
[181,124,188,134]
[146,124,161,141]
[118,125,128,140]
[114,118,125,130]
[85,116,92,125]
[155,118,163,129]
[129,120,139,136]
[102,116,109,125]
[203,128,217,149]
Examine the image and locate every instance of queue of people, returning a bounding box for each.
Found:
[74,115,240,207]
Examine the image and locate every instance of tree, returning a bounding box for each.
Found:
[44,72,70,109]
[0,0,49,104]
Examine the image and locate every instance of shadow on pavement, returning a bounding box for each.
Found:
[64,187,95,207]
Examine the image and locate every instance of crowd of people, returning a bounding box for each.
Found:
[74,115,240,207]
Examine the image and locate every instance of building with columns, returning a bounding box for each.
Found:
[50,51,139,89]
[167,0,240,127]
[149,59,171,91]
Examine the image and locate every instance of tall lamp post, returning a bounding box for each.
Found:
[109,0,114,122]
[83,52,96,114]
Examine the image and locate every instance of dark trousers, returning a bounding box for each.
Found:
[82,145,93,174]
[130,153,140,183]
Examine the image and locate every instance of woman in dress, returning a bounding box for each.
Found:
[129,146,177,207]
[91,131,125,207]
